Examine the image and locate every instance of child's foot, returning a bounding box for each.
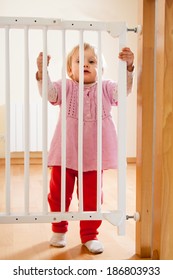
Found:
[83,240,104,254]
[50,233,66,247]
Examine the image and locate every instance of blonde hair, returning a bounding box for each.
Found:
[66,42,106,79]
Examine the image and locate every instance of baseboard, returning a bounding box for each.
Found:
[0,152,42,165]
[127,157,136,164]
[0,152,136,165]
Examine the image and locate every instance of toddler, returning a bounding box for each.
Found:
[36,43,134,254]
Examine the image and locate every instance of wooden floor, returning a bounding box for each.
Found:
[0,163,140,260]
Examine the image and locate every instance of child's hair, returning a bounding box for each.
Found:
[66,42,106,79]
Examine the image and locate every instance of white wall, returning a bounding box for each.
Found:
[0,0,138,158]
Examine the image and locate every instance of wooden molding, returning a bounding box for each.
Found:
[0,153,136,165]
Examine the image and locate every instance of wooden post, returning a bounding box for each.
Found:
[151,0,165,260]
[160,0,173,260]
[137,0,173,259]
[136,0,156,258]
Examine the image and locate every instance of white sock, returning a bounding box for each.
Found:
[50,233,66,247]
[83,240,104,254]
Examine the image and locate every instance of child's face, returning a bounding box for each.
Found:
[69,48,98,84]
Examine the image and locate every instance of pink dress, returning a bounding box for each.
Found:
[38,72,133,171]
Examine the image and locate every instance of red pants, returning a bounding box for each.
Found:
[48,166,103,243]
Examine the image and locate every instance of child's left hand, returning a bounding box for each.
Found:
[119,47,134,71]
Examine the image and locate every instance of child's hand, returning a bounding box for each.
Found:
[36,52,51,80]
[118,47,134,71]
[37,52,51,73]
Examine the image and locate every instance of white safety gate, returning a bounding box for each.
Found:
[0,17,139,235]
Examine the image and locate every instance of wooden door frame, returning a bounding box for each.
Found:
[136,0,173,259]
[136,0,156,258]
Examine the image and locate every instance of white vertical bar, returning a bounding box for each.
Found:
[61,30,66,212]
[5,26,11,214]
[42,27,48,214]
[78,31,84,212]
[24,26,30,214]
[117,26,127,235]
[97,31,102,212]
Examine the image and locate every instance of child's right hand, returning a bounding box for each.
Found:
[37,52,51,72]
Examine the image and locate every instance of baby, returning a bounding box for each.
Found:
[36,43,134,254]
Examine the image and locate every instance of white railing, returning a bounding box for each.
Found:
[0,17,127,235]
